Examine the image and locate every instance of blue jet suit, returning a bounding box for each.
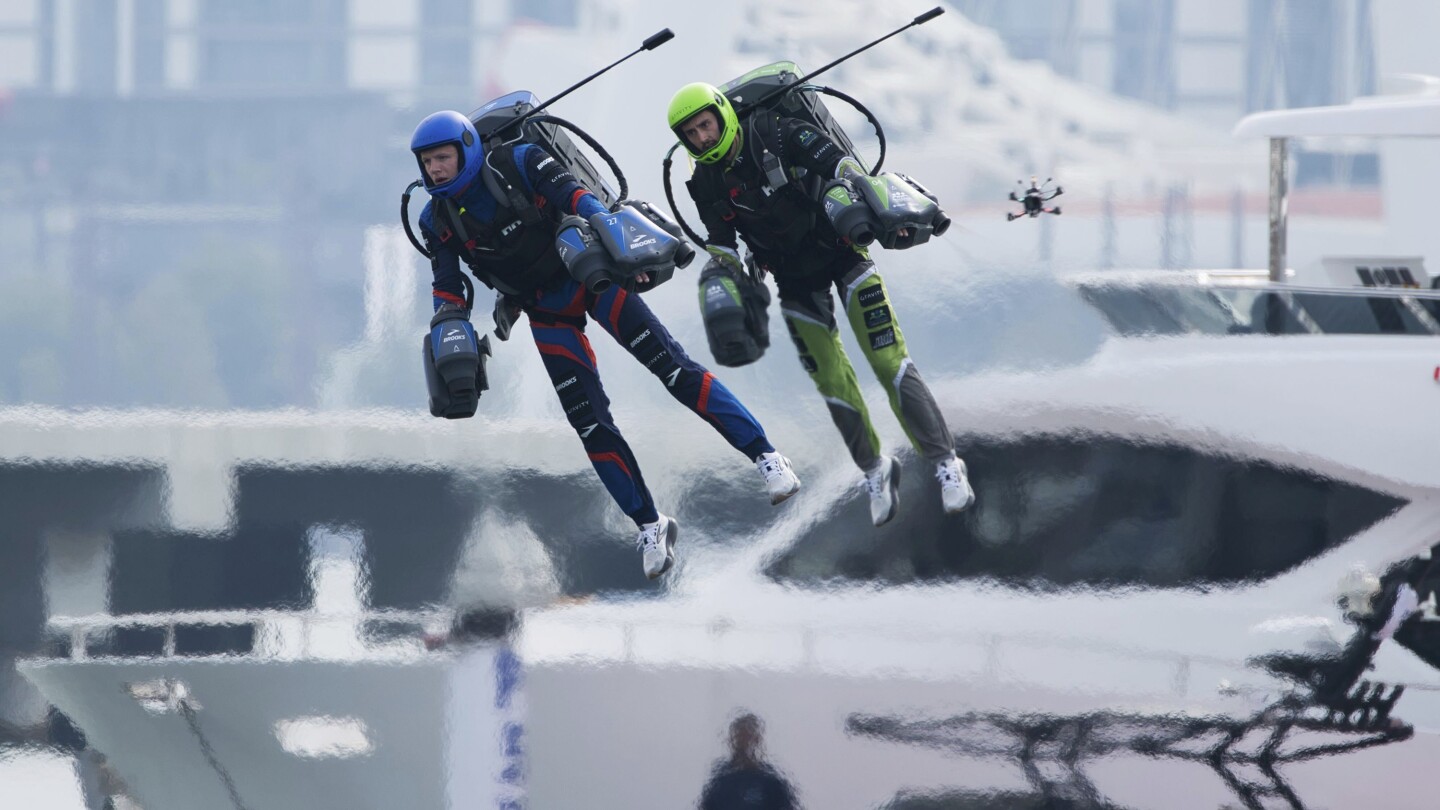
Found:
[419,142,776,526]
[419,142,610,308]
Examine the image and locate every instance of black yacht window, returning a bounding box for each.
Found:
[1148,287,1243,334]
[1076,285,1256,336]
[1076,286,1188,336]
[1292,293,1408,334]
[1083,284,1440,337]
[766,436,1404,590]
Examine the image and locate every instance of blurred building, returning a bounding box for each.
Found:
[0,0,593,219]
[951,0,1379,187]
[0,0,589,409]
[0,0,1397,410]
[0,0,583,102]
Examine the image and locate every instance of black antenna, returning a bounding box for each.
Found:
[737,8,944,115]
[491,28,675,140]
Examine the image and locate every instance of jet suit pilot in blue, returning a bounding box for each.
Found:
[411,110,800,579]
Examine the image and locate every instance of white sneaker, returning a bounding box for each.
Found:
[863,456,901,527]
[936,455,975,514]
[755,451,801,505]
[637,514,679,579]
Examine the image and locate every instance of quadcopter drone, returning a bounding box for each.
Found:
[1007,176,1062,221]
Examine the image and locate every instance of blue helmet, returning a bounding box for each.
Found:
[411,110,483,198]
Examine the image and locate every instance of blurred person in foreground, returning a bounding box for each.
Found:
[699,712,800,810]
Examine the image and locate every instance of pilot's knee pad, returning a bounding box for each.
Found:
[624,323,700,390]
[784,312,857,398]
[845,275,909,382]
[551,371,603,438]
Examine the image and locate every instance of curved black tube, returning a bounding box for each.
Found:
[524,113,629,203]
[402,180,475,309]
[813,85,887,174]
[401,180,432,260]
[662,142,708,247]
[459,270,475,310]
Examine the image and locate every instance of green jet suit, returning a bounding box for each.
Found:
[781,258,955,472]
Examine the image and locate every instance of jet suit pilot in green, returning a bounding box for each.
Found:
[668,81,974,525]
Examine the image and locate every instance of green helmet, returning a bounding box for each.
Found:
[668,82,740,165]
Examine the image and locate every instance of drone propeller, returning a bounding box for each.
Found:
[1006,175,1065,220]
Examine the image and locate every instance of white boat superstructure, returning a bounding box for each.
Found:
[18,81,1440,810]
[522,276,1440,702]
[19,271,1440,809]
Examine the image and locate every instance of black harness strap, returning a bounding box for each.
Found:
[750,112,791,193]
[482,142,544,226]
[439,199,476,247]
